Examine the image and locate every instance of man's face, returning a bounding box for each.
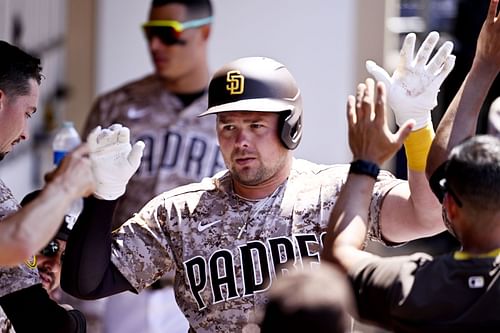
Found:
[37,239,66,293]
[145,3,208,83]
[0,79,39,161]
[216,111,290,186]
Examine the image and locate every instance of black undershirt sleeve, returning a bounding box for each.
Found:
[0,284,86,333]
[61,196,135,299]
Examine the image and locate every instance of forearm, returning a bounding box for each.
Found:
[406,169,443,233]
[0,284,86,333]
[322,174,375,271]
[427,60,499,178]
[0,180,81,265]
[61,196,133,299]
[378,169,443,243]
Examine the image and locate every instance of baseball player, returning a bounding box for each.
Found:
[324,82,500,332]
[20,190,75,297]
[83,0,222,229]
[0,41,94,333]
[80,1,222,331]
[62,35,454,331]
[324,2,500,331]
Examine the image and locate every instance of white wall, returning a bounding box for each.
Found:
[95,0,357,164]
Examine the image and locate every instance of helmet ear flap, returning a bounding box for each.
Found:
[279,109,302,150]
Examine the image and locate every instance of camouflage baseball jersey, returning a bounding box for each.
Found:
[0,307,14,333]
[84,74,224,226]
[0,179,40,333]
[110,158,404,332]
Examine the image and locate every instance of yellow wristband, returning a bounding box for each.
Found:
[404,122,435,172]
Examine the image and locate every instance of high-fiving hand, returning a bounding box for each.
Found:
[366,31,455,130]
[347,79,413,166]
[87,124,145,200]
[476,0,500,71]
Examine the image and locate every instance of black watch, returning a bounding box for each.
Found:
[349,160,380,179]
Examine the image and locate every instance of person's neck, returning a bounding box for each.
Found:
[460,232,500,255]
[161,64,209,94]
[459,211,500,254]
[233,158,292,200]
[460,238,500,255]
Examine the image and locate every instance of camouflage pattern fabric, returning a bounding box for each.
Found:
[0,179,18,220]
[110,159,403,332]
[0,307,15,333]
[84,74,224,227]
[0,179,40,332]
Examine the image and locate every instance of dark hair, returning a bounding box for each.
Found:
[151,0,213,19]
[259,262,355,333]
[0,41,43,98]
[446,135,500,212]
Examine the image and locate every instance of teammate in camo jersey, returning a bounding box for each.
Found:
[83,0,224,229]
[0,180,40,320]
[0,41,92,333]
[63,56,447,332]
[109,160,401,330]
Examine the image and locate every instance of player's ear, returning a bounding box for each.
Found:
[0,89,5,112]
[200,24,211,41]
[443,193,458,220]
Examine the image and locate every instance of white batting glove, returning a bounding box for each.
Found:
[366,31,455,130]
[87,124,145,200]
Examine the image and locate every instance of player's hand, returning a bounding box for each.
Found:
[347,79,413,165]
[366,31,455,130]
[45,144,96,198]
[87,124,145,200]
[475,0,500,70]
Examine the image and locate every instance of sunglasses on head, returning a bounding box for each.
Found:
[40,240,64,260]
[439,178,463,208]
[142,16,213,45]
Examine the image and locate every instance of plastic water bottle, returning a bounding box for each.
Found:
[53,121,81,165]
[52,121,83,227]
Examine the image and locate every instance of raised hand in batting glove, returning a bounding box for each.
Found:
[87,124,145,200]
[366,31,455,130]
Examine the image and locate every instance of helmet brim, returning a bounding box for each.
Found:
[198,98,295,117]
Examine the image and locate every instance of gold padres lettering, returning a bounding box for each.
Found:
[226,70,244,95]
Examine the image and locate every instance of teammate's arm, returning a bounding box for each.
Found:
[366,31,455,243]
[0,145,95,266]
[62,125,143,298]
[0,284,86,332]
[322,79,411,269]
[61,196,134,299]
[427,0,500,178]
